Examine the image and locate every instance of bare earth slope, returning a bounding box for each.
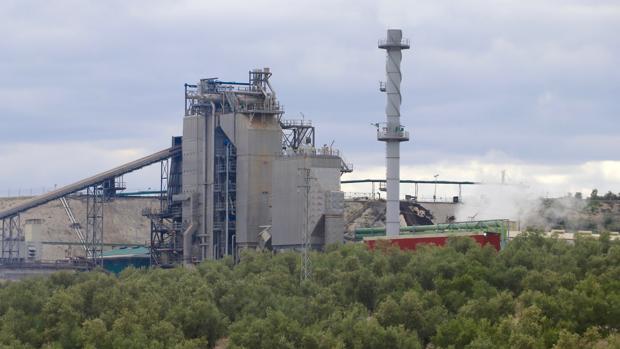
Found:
[0,196,158,260]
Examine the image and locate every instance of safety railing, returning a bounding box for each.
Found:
[378,38,410,48]
[344,192,375,200]
[279,147,343,158]
[281,119,312,127]
[376,124,409,141]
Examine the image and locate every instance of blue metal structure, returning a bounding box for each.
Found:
[213,128,237,259]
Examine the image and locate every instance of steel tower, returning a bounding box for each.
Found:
[377,29,410,237]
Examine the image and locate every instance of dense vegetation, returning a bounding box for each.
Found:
[588,189,620,201]
[0,234,618,348]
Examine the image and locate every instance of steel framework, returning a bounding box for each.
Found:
[147,138,183,266]
[281,119,315,151]
[1,215,22,263]
[146,160,182,266]
[214,129,237,260]
[85,185,104,266]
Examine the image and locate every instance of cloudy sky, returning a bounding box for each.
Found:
[0,0,618,199]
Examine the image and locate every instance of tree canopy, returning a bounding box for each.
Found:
[0,233,618,348]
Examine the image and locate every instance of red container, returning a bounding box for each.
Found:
[364,232,501,251]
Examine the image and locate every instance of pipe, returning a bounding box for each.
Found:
[266,79,276,99]
[225,142,229,256]
[340,179,478,185]
[355,220,510,238]
[205,101,216,260]
[182,222,195,265]
[215,81,251,86]
[188,92,263,102]
[183,194,197,266]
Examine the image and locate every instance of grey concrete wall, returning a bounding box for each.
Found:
[325,191,345,245]
[417,202,459,223]
[181,115,207,260]
[271,157,303,247]
[271,156,344,248]
[219,113,281,250]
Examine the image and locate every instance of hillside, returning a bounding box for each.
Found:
[0,196,158,260]
[523,197,620,232]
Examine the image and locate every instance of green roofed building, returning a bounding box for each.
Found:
[102,246,150,274]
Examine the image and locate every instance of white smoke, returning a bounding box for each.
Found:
[455,184,539,227]
[455,183,591,231]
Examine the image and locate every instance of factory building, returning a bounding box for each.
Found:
[155,68,351,265]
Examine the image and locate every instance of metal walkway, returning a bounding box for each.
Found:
[0,146,181,219]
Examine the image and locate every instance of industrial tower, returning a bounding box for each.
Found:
[178,68,350,264]
[377,29,410,237]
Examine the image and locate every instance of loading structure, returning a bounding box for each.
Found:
[143,137,184,266]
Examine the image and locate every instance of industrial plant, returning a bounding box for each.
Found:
[0,29,515,277]
[0,64,354,268]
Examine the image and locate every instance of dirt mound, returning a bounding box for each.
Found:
[344,199,435,239]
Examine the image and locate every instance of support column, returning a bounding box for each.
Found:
[1,215,22,263]
[86,185,104,266]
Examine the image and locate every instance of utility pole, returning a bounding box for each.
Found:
[299,167,312,282]
[433,174,439,202]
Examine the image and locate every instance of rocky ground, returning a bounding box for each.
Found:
[343,199,439,235]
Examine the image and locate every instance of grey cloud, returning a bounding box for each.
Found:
[0,0,618,190]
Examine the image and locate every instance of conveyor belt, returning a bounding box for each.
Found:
[0,146,181,220]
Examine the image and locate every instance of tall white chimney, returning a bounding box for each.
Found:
[378,29,410,236]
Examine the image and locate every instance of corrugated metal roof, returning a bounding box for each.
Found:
[102,246,149,259]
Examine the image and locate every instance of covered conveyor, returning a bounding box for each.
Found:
[0,146,181,219]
